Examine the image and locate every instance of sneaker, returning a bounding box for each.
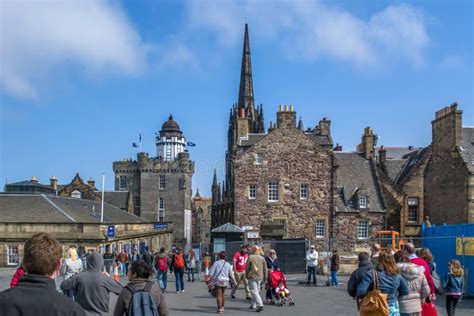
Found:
[256,306,264,313]
[249,305,256,310]
[181,290,185,293]
[176,291,180,294]
[231,294,236,299]
[246,296,252,300]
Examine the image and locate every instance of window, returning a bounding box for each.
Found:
[159,197,165,222]
[249,185,257,200]
[268,182,279,202]
[71,190,82,199]
[7,245,19,266]
[255,154,262,165]
[358,220,369,240]
[159,175,166,189]
[119,175,127,190]
[408,197,419,223]
[300,184,309,200]
[316,219,326,238]
[134,196,141,209]
[359,195,367,209]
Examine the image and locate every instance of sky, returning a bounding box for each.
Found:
[0,0,473,196]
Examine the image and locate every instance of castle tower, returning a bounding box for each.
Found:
[156,114,187,161]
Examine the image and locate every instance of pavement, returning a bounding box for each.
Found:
[1,271,474,315]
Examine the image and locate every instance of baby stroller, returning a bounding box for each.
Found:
[269,270,295,307]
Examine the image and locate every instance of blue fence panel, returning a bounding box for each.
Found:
[422,224,474,295]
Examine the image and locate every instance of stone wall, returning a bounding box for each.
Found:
[234,120,332,247]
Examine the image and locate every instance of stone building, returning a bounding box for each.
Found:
[424,104,473,224]
[0,194,172,267]
[212,24,386,250]
[192,189,212,244]
[113,115,194,244]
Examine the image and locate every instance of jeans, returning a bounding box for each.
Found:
[175,268,185,292]
[157,270,168,291]
[231,271,250,297]
[446,295,461,316]
[249,279,263,308]
[187,268,195,282]
[120,262,127,276]
[307,266,317,284]
[215,286,226,310]
[331,270,338,287]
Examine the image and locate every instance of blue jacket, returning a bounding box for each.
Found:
[443,274,463,294]
[265,256,280,272]
[357,268,409,305]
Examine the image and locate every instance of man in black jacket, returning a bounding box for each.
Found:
[0,233,85,316]
[347,252,374,309]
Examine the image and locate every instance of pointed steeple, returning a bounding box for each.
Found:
[298,116,304,131]
[237,23,254,111]
[212,169,218,187]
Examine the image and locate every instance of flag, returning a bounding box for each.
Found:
[132,143,139,148]
[139,133,142,142]
[187,142,196,147]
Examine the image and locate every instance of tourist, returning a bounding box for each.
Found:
[130,249,140,263]
[208,251,236,314]
[394,251,430,316]
[187,248,196,282]
[371,244,382,266]
[231,245,251,300]
[246,246,268,312]
[264,249,280,303]
[0,233,85,316]
[103,251,113,274]
[60,252,123,315]
[403,243,435,295]
[330,249,340,288]
[357,250,409,316]
[443,259,464,316]
[306,245,318,286]
[154,247,169,291]
[118,250,129,277]
[63,247,83,298]
[113,260,168,316]
[203,252,212,277]
[141,246,153,269]
[418,247,441,292]
[9,263,25,288]
[347,252,374,309]
[172,247,186,293]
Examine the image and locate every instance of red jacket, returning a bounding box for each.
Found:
[10,266,25,288]
[410,257,435,294]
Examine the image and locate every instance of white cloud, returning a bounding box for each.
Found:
[0,1,147,100]
[184,0,430,67]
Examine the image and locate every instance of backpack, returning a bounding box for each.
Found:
[360,270,389,316]
[174,254,185,269]
[126,282,160,316]
[156,256,168,271]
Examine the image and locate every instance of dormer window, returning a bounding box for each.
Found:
[71,190,82,199]
[359,195,367,209]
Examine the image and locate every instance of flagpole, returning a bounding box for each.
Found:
[139,132,142,153]
[101,173,105,223]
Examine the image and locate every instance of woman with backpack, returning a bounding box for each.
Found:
[114,260,168,316]
[357,250,409,316]
[172,247,186,293]
[207,251,236,314]
[155,247,169,291]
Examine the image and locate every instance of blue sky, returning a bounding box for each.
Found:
[1,0,472,196]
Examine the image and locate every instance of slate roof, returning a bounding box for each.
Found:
[375,147,419,160]
[334,152,385,212]
[0,194,147,224]
[384,160,406,182]
[306,133,333,147]
[211,223,244,233]
[460,127,474,172]
[95,191,129,210]
[395,147,430,185]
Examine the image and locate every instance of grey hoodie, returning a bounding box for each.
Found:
[61,253,123,316]
[397,262,430,314]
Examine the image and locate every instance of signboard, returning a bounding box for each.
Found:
[107,225,115,238]
[456,237,474,256]
[242,226,254,232]
[154,223,169,230]
[247,231,260,239]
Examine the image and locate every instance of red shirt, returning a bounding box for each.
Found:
[233,252,248,273]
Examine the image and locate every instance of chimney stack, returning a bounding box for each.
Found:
[319,117,331,136]
[87,177,96,189]
[276,105,296,129]
[356,127,377,160]
[431,103,462,154]
[378,146,387,172]
[50,176,58,190]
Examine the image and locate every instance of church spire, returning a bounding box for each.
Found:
[237,23,254,111]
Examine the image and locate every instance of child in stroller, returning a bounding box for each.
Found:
[269,270,295,307]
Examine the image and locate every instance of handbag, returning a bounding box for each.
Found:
[421,302,438,316]
[206,261,227,291]
[360,270,389,316]
[431,271,443,294]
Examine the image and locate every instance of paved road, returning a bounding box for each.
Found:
[1,270,473,315]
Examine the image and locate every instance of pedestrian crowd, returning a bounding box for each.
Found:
[0,234,467,316]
